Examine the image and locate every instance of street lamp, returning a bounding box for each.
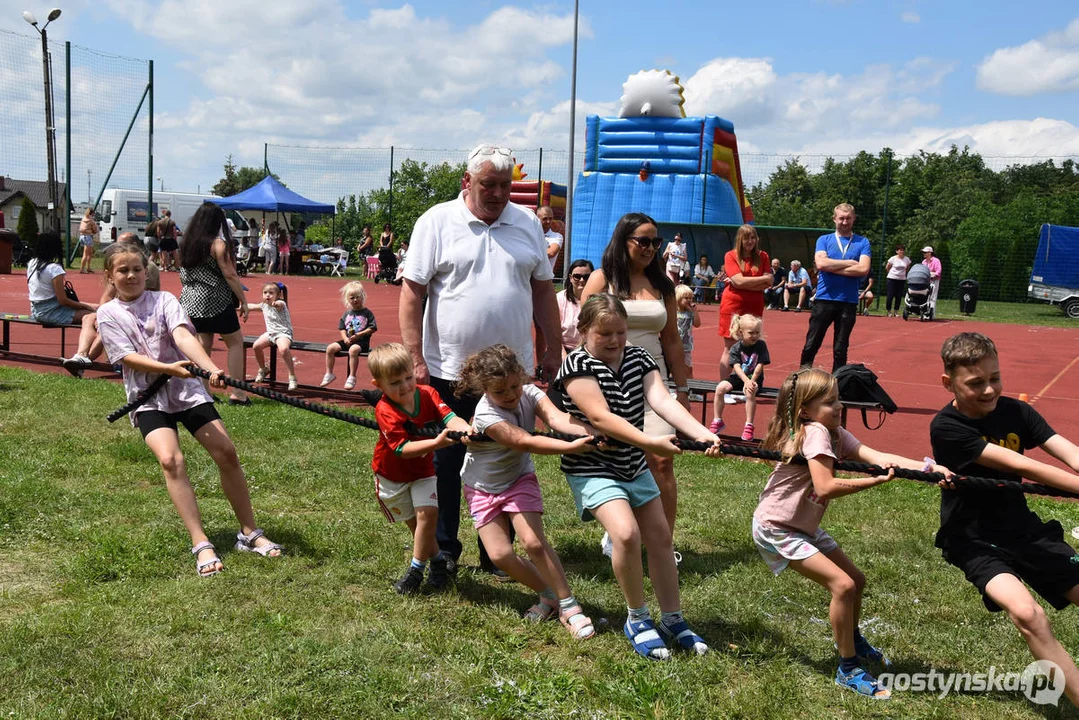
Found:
[23,7,62,233]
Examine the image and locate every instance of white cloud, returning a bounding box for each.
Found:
[977,18,1079,95]
[901,12,920,23]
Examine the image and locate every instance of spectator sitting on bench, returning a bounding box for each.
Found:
[321,280,377,390]
[783,260,811,312]
[691,254,716,303]
[764,258,787,310]
[247,282,298,392]
[25,232,102,377]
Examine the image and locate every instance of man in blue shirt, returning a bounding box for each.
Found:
[799,203,871,371]
[783,259,811,311]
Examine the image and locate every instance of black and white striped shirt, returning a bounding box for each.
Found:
[555,345,658,482]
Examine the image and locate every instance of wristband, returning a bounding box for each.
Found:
[675,386,689,393]
[922,456,936,473]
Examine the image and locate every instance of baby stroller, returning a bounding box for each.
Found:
[902,262,934,321]
[373,246,399,284]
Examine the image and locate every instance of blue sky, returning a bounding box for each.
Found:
[3,1,1078,201]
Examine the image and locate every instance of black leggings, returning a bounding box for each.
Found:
[886,278,905,312]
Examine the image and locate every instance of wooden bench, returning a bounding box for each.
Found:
[242,335,353,385]
[0,313,114,373]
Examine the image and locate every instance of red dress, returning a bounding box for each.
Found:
[718,249,770,338]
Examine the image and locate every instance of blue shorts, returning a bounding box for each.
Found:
[565,470,661,522]
[79,234,94,247]
[30,297,76,326]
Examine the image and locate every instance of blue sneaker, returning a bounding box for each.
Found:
[835,665,891,699]
[624,618,670,660]
[657,618,709,655]
[854,634,891,667]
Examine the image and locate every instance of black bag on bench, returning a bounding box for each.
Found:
[833,363,896,430]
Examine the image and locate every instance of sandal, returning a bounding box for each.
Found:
[657,617,709,655]
[559,604,595,640]
[191,541,223,577]
[234,528,283,557]
[835,665,891,699]
[523,596,559,622]
[623,618,670,660]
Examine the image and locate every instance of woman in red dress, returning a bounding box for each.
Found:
[718,225,773,379]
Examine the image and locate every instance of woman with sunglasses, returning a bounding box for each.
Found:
[719,225,773,382]
[556,259,595,358]
[581,212,690,556]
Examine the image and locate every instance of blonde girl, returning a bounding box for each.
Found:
[556,293,722,660]
[95,244,282,578]
[78,207,99,274]
[457,345,597,639]
[248,282,298,391]
[322,281,377,390]
[709,314,770,440]
[752,368,948,699]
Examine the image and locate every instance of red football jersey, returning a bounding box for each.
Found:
[371,385,455,483]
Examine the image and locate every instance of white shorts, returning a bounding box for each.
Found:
[376,474,438,524]
[752,518,838,575]
[258,331,292,345]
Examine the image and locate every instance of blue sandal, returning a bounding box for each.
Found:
[657,618,709,655]
[835,666,891,699]
[624,618,671,660]
[854,634,891,667]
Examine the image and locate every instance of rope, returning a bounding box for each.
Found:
[105,370,1079,501]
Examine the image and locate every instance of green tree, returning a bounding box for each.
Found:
[211,155,282,197]
[16,196,39,252]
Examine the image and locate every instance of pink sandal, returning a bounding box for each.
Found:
[524,596,559,622]
[559,604,596,640]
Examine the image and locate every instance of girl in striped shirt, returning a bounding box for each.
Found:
[555,293,722,660]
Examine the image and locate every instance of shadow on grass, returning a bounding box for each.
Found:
[553,537,762,580]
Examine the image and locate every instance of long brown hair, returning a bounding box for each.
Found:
[733,224,763,274]
[601,212,674,300]
[763,368,838,462]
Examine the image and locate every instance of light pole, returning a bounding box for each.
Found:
[22,7,62,234]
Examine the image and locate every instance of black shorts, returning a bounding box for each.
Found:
[136,402,220,438]
[725,374,764,394]
[942,520,1079,612]
[190,306,241,336]
[159,237,179,252]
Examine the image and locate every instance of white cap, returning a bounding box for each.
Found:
[921,246,933,253]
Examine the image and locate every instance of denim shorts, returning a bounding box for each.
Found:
[565,469,661,522]
[30,296,76,326]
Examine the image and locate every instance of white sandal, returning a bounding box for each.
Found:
[191,541,223,577]
[234,528,283,557]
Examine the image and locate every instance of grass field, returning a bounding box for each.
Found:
[3,367,1079,718]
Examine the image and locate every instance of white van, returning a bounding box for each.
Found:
[98,189,253,244]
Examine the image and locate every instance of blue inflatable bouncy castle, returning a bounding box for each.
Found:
[570,70,751,266]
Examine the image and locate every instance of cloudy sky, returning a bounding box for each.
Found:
[2,1,1078,202]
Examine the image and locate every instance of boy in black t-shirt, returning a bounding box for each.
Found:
[930,332,1079,706]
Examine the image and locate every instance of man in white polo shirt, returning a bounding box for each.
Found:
[537,205,563,273]
[399,143,562,576]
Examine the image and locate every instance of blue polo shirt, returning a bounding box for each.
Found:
[814,232,871,303]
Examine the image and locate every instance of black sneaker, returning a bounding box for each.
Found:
[426,556,451,591]
[393,566,424,595]
[480,560,513,583]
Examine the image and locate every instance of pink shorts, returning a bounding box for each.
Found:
[463,472,544,528]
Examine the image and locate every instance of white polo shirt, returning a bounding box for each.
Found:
[405,193,554,379]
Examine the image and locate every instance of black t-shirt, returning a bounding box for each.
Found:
[930,396,1055,549]
[772,266,787,288]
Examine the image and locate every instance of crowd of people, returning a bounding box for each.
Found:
[23,144,1079,707]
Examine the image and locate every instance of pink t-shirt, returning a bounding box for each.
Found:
[753,422,862,535]
[923,256,942,281]
[556,289,582,351]
[97,290,214,426]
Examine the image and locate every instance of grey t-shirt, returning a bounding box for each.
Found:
[460,383,545,494]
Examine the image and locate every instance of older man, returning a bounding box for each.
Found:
[800,203,871,371]
[783,260,810,311]
[400,143,562,575]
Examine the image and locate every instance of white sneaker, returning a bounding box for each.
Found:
[319,373,336,387]
[287,376,298,391]
[254,368,267,383]
[601,531,613,558]
[343,376,356,390]
[723,393,737,405]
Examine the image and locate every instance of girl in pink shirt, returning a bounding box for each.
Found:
[752,367,948,700]
[97,244,283,578]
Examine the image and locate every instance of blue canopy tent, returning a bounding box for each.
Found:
[214,175,335,215]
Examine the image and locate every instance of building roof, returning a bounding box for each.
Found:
[0,177,69,209]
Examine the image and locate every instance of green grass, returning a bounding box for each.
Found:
[3,367,1079,718]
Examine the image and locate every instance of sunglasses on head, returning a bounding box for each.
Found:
[628,235,664,250]
[468,145,512,160]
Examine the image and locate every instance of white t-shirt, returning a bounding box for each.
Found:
[665,241,688,273]
[460,384,545,494]
[404,193,554,379]
[26,259,65,302]
[885,255,912,281]
[545,228,564,271]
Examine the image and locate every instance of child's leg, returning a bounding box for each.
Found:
[988,576,1079,706]
[75,313,98,357]
[477,515,548,592]
[143,427,218,572]
[252,334,271,370]
[348,344,363,376]
[591,499,646,608]
[325,342,342,373]
[632,497,680,612]
[788,549,862,658]
[712,380,733,420]
[276,337,296,375]
[510,512,572,599]
[745,385,758,425]
[409,506,439,562]
[192,419,280,556]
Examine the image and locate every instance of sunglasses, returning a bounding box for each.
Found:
[570,272,591,281]
[468,145,512,160]
[628,235,664,250]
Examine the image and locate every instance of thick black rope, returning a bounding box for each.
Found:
[106,374,171,423]
[106,370,1079,501]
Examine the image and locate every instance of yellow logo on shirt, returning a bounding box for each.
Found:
[984,433,1021,451]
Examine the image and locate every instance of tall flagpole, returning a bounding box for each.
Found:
[563,0,579,282]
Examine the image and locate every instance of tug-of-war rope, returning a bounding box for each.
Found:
[107,369,1079,501]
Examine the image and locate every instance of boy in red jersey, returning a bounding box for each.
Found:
[370,343,472,594]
